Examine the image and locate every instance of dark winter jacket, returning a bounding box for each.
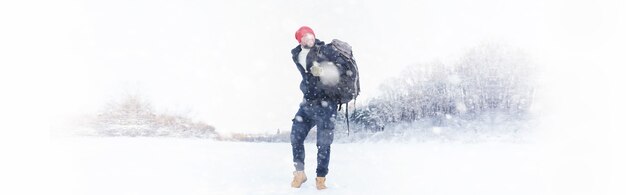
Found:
[291,39,346,102]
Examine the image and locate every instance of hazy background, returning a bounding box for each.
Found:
[1,0,624,135]
[1,0,625,194]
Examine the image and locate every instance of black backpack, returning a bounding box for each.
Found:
[322,39,361,135]
[322,39,361,105]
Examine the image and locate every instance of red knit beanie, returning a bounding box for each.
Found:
[295,26,315,43]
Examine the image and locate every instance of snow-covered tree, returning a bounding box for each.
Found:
[348,43,535,132]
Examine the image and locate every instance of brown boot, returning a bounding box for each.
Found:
[291,171,307,188]
[316,177,327,190]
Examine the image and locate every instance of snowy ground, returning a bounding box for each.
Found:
[35,137,615,195]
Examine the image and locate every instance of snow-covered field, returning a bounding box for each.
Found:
[30,137,615,195]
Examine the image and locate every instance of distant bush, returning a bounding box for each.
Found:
[91,94,217,138]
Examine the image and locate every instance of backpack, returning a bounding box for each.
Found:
[323,39,361,136]
[322,39,361,104]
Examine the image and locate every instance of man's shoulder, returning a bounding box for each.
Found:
[319,42,340,58]
[291,45,301,56]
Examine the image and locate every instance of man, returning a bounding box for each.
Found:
[289,26,345,190]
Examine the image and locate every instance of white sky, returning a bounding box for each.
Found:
[2,0,625,135]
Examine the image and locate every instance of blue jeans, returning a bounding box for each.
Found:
[291,100,337,177]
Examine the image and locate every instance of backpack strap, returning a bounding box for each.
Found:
[345,103,350,137]
[315,44,323,63]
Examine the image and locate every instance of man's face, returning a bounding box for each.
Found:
[300,33,315,49]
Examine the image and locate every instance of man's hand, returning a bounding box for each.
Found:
[311,62,323,77]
